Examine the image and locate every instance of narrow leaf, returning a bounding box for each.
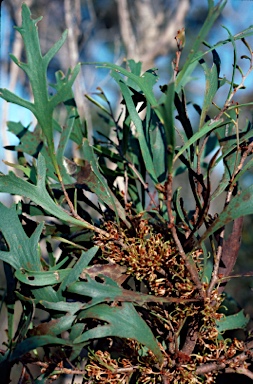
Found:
[111,71,158,183]
[82,138,131,227]
[173,119,227,163]
[199,59,218,128]
[175,0,227,91]
[10,335,71,362]
[157,82,175,173]
[201,185,253,242]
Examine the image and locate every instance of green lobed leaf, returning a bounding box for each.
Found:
[59,246,98,294]
[30,315,76,337]
[68,323,88,361]
[67,274,198,307]
[216,310,249,333]
[0,88,35,113]
[6,121,59,182]
[0,203,42,270]
[0,4,80,177]
[0,154,97,231]
[74,302,164,365]
[15,268,72,286]
[41,300,84,315]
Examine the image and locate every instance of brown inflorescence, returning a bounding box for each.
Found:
[92,216,246,383]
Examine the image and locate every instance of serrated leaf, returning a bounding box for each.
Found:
[41,300,84,315]
[0,88,35,112]
[74,302,164,365]
[6,121,57,181]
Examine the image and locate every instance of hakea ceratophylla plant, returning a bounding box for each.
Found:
[1,1,253,383]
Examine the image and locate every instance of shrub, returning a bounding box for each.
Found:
[1,2,253,383]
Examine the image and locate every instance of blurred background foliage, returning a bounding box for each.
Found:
[1,1,253,382]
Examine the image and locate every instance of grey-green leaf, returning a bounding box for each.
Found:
[74,302,164,365]
[0,203,42,270]
[216,310,249,333]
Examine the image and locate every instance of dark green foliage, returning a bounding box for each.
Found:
[1,2,253,382]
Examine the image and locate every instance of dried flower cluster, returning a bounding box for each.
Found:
[96,217,179,282]
[90,215,248,383]
[85,336,246,384]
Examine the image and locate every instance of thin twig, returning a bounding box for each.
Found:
[166,174,204,296]
[173,28,185,80]
[207,187,234,296]
[59,178,109,236]
[236,366,253,380]
[234,140,253,178]
[128,162,158,208]
[213,44,253,124]
[206,49,253,295]
[196,340,253,376]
